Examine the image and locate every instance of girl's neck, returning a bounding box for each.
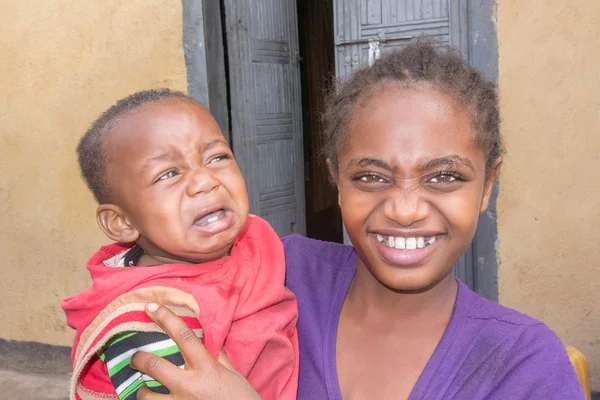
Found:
[345,259,458,325]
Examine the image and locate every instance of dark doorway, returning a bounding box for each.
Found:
[297,0,343,243]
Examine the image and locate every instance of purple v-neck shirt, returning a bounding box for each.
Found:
[283,235,584,400]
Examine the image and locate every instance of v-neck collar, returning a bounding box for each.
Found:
[323,254,465,400]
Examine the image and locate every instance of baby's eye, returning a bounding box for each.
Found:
[209,154,230,164]
[158,170,177,181]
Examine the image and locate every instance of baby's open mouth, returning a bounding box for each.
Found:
[195,209,226,225]
[193,205,229,226]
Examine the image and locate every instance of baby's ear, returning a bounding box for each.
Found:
[96,204,140,243]
[480,156,503,213]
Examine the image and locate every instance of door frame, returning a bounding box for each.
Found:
[182,0,230,139]
[467,0,500,301]
[334,0,500,300]
[181,0,499,301]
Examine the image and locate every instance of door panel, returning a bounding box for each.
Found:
[335,0,468,76]
[224,0,306,236]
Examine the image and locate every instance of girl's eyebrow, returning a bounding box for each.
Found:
[347,155,474,172]
[424,155,474,171]
[347,157,392,170]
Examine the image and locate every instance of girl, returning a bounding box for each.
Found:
[129,40,584,399]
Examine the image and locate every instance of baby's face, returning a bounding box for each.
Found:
[104,98,249,263]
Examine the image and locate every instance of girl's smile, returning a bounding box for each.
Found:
[372,232,445,267]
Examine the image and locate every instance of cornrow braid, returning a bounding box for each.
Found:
[322,38,504,178]
[77,88,199,204]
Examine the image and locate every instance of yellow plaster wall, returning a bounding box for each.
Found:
[0,0,187,346]
[497,0,600,389]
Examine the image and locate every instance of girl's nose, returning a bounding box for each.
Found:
[383,188,429,227]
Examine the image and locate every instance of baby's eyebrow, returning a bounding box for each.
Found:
[423,155,474,171]
[143,149,178,167]
[199,138,228,152]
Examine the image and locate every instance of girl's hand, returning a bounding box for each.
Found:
[131,303,261,400]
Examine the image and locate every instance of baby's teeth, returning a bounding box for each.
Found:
[417,237,425,249]
[376,234,384,242]
[395,237,406,250]
[406,237,417,250]
[388,236,395,248]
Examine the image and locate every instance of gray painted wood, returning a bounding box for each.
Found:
[223,0,306,236]
[202,0,230,139]
[333,0,476,290]
[182,0,210,108]
[468,0,499,302]
[182,0,230,141]
[334,0,468,77]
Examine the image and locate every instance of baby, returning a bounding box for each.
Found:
[62,89,298,400]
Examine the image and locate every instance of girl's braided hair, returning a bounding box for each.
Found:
[323,39,504,178]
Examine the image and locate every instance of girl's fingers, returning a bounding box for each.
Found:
[130,350,185,391]
[217,348,238,374]
[135,383,171,400]
[144,303,211,368]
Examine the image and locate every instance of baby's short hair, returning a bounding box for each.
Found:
[77,88,199,203]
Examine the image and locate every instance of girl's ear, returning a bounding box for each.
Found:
[326,158,339,184]
[480,156,503,213]
[326,158,342,206]
[96,204,140,243]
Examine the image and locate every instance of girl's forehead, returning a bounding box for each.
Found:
[340,85,484,168]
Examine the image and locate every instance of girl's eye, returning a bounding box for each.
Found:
[358,175,386,184]
[428,172,463,185]
[352,174,389,189]
[157,170,177,181]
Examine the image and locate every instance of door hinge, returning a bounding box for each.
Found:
[368,40,381,66]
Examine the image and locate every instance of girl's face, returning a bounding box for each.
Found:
[334,84,500,292]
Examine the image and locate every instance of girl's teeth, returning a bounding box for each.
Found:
[394,237,406,250]
[377,235,438,250]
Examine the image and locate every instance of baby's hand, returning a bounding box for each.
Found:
[131,303,261,400]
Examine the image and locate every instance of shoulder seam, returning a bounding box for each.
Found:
[464,315,544,327]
